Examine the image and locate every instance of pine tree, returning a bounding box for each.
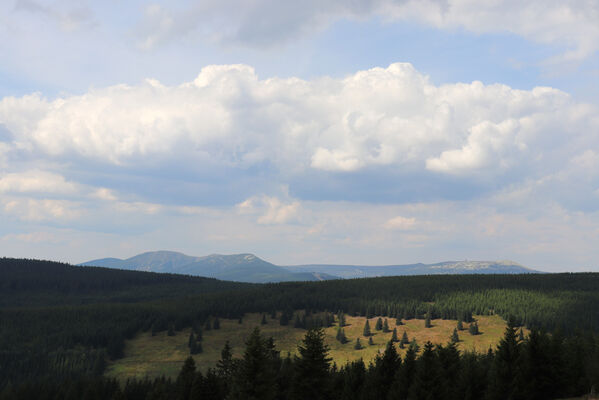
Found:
[409,338,420,353]
[368,336,374,346]
[196,327,203,342]
[383,319,390,333]
[425,311,432,328]
[188,332,196,349]
[363,320,372,337]
[176,356,196,400]
[487,318,521,400]
[337,311,346,327]
[469,321,479,335]
[336,327,348,344]
[391,327,398,342]
[294,314,302,328]
[291,328,333,400]
[213,317,220,330]
[261,314,267,325]
[375,317,383,331]
[457,319,464,331]
[229,327,277,400]
[401,331,409,346]
[396,316,403,326]
[354,338,363,350]
[451,328,460,343]
[216,341,235,379]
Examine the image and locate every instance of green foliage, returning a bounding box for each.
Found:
[382,319,390,332]
[375,317,383,331]
[291,328,333,400]
[354,338,363,350]
[363,320,371,337]
[451,328,460,343]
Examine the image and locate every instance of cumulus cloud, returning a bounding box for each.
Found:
[1,62,593,188]
[237,195,301,225]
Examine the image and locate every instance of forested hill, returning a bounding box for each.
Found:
[0,257,253,307]
[1,257,599,393]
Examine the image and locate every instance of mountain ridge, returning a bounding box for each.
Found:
[80,251,540,282]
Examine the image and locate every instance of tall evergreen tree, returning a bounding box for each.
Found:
[363,320,372,337]
[291,328,333,400]
[383,319,390,333]
[451,328,460,343]
[375,317,383,331]
[354,338,363,350]
[409,341,442,400]
[487,319,521,400]
[424,311,432,328]
[229,328,277,400]
[176,356,196,400]
[391,328,399,343]
[457,319,464,331]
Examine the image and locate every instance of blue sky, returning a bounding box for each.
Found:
[1,0,599,271]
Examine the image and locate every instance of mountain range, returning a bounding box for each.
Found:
[79,251,539,283]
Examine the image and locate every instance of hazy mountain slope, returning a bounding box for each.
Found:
[283,260,538,279]
[80,252,334,283]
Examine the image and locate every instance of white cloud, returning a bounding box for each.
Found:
[1,63,593,183]
[2,198,82,221]
[0,170,79,194]
[133,1,599,62]
[384,215,417,230]
[237,195,301,225]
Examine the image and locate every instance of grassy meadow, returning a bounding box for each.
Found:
[106,312,513,381]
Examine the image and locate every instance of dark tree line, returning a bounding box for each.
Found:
[2,325,598,400]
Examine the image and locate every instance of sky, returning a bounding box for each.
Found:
[1,0,599,271]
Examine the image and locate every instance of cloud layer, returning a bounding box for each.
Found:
[1,62,598,269]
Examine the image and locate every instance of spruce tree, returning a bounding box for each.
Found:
[396,317,403,326]
[213,317,220,330]
[457,319,464,331]
[196,327,203,342]
[188,332,196,349]
[425,311,432,328]
[176,356,196,400]
[401,331,409,346]
[229,328,277,400]
[363,320,372,337]
[354,338,363,350]
[368,336,374,346]
[391,327,398,342]
[261,314,267,325]
[375,317,383,331]
[291,328,333,400]
[336,327,348,344]
[469,321,479,335]
[451,328,460,343]
[216,341,235,379]
[383,319,390,333]
[487,318,521,400]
